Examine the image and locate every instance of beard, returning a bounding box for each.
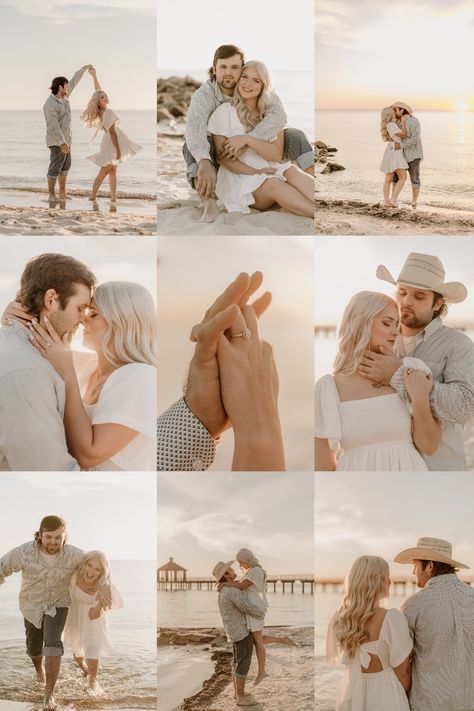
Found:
[48,311,77,341]
[218,77,237,90]
[400,311,431,330]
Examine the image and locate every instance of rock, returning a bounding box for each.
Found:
[157,75,202,120]
[157,107,174,121]
[327,147,338,153]
[321,162,345,173]
[315,140,328,149]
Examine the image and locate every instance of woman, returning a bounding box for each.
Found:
[380,106,408,207]
[29,281,157,470]
[207,61,314,217]
[327,556,412,711]
[65,551,123,691]
[314,291,441,471]
[80,68,141,205]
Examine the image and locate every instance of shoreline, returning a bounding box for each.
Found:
[315,197,474,235]
[159,626,314,711]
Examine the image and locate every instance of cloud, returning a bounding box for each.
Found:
[5,0,154,23]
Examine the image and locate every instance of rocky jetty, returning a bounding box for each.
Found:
[157,76,202,122]
[315,140,345,172]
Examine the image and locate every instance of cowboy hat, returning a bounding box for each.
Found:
[212,560,234,581]
[376,252,467,303]
[394,537,469,569]
[391,101,413,115]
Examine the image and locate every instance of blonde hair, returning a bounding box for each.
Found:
[236,548,267,587]
[233,61,273,131]
[380,106,394,142]
[335,556,389,659]
[80,90,106,128]
[94,281,158,368]
[333,291,396,376]
[77,550,110,588]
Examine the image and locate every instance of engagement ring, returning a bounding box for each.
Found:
[231,328,252,340]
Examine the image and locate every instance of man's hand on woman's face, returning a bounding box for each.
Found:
[185,272,271,438]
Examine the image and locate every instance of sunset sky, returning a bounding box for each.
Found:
[316,0,474,111]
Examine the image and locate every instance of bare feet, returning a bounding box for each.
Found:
[43,693,57,710]
[200,198,219,223]
[253,671,269,685]
[236,695,257,706]
[411,202,417,210]
[74,659,88,676]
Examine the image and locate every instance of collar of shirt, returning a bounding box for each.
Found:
[396,317,443,355]
[425,572,459,588]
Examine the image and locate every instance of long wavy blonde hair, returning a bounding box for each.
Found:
[333,291,397,376]
[80,90,107,128]
[233,61,272,131]
[380,106,394,142]
[335,556,389,658]
[76,550,110,587]
[94,281,158,368]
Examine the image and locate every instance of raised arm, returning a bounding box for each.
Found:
[88,67,102,92]
[67,65,91,96]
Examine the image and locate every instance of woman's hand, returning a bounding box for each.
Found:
[28,317,75,381]
[1,300,34,327]
[403,368,434,403]
[115,151,121,161]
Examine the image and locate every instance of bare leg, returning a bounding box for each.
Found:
[31,655,45,682]
[86,659,99,688]
[391,169,407,204]
[252,178,314,217]
[44,656,61,710]
[263,634,297,646]
[58,175,67,201]
[74,655,88,675]
[283,165,314,202]
[412,185,420,208]
[304,165,314,176]
[91,167,111,201]
[108,167,117,202]
[47,178,57,200]
[383,173,395,205]
[235,676,255,705]
[251,630,268,685]
[200,197,219,222]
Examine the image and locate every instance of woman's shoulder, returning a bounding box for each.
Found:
[108,362,156,385]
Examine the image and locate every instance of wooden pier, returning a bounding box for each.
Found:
[158,573,314,594]
[315,575,474,594]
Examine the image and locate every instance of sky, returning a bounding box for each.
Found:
[0,0,156,110]
[157,472,314,578]
[0,236,156,350]
[316,0,474,111]
[316,471,474,579]
[157,0,314,72]
[0,472,156,559]
[157,236,315,472]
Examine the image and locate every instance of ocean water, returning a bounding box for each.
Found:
[0,560,156,709]
[315,592,409,711]
[0,110,156,199]
[316,111,474,211]
[160,69,314,141]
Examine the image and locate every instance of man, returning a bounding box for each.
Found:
[391,101,423,209]
[212,560,265,707]
[394,537,474,711]
[183,44,313,221]
[359,252,474,470]
[157,271,275,471]
[43,66,92,204]
[0,253,96,470]
[0,515,110,711]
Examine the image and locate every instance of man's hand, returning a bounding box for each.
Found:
[185,272,271,438]
[358,346,402,385]
[196,160,216,199]
[60,143,70,154]
[220,135,248,160]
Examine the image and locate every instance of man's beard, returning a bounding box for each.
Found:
[48,311,77,341]
[218,78,237,91]
[400,312,431,330]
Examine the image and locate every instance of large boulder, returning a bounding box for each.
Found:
[157,76,202,120]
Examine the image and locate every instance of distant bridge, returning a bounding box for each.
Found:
[158,574,314,594]
[315,575,474,594]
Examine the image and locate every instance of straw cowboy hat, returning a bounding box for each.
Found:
[392,101,413,115]
[212,560,234,581]
[376,252,467,303]
[394,537,469,569]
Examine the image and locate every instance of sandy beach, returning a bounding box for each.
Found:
[315,197,474,236]
[159,626,313,711]
[157,132,314,236]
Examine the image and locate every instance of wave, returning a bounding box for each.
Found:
[0,186,156,201]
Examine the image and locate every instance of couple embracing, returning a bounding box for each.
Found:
[327,538,474,711]
[315,252,474,471]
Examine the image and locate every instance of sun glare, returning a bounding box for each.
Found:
[455,101,471,111]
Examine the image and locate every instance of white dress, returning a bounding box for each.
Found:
[207,102,292,213]
[77,356,157,471]
[326,608,412,711]
[314,358,431,470]
[64,575,123,659]
[241,567,268,632]
[380,122,408,173]
[87,108,142,167]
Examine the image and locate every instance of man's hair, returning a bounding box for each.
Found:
[50,76,69,95]
[208,45,245,80]
[17,253,96,317]
[34,515,67,543]
[419,559,457,576]
[432,291,448,319]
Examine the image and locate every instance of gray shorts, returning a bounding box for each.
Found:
[24,607,68,658]
[233,633,254,678]
[407,158,421,187]
[47,145,71,178]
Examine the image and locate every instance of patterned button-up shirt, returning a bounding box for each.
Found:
[42,67,86,147]
[157,398,217,471]
[185,79,287,164]
[0,541,84,629]
[218,587,265,643]
[402,574,474,711]
[391,318,474,470]
[0,322,79,471]
[400,115,423,162]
